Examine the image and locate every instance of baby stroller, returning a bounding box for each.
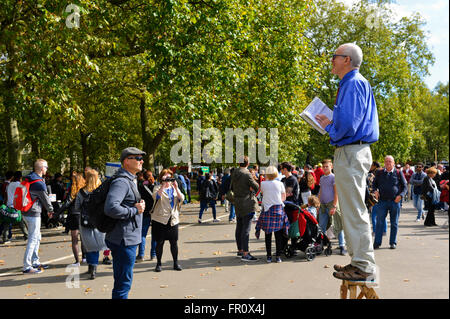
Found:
[283,201,332,261]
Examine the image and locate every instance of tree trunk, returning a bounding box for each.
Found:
[80,131,89,171]
[139,96,167,171]
[4,109,22,171]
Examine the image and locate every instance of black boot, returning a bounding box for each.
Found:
[173,262,182,271]
[85,264,92,274]
[89,265,96,280]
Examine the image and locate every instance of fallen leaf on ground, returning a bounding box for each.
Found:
[213,251,221,255]
[324,265,330,268]
[25,292,36,297]
[0,260,5,266]
[215,267,222,271]
[185,295,195,299]
[85,288,92,293]
[160,285,168,288]
[403,279,410,282]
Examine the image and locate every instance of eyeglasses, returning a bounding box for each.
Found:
[332,54,350,60]
[127,156,144,161]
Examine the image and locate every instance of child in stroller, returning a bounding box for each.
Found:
[283,201,332,261]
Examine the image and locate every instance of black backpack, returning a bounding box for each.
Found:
[79,189,95,228]
[85,175,141,233]
[84,176,119,233]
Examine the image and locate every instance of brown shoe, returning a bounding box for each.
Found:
[333,264,353,272]
[333,265,374,281]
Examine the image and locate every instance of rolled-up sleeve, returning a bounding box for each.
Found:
[104,179,138,220]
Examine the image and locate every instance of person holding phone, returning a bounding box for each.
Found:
[151,169,185,272]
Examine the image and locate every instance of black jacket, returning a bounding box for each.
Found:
[138,182,155,218]
[200,179,218,201]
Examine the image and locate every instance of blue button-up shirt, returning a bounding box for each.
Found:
[325,69,379,147]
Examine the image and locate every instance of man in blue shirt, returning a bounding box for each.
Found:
[316,43,378,282]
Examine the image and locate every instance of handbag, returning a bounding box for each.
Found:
[427,187,441,205]
[365,186,378,208]
[0,204,22,224]
[225,179,235,204]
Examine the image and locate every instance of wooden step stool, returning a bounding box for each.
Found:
[340,280,379,299]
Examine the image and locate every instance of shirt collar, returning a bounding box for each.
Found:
[384,167,395,174]
[339,69,359,87]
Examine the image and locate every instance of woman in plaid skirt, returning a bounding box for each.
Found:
[255,166,290,263]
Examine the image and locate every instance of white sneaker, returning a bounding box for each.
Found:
[213,219,220,223]
[415,219,420,222]
[69,262,80,267]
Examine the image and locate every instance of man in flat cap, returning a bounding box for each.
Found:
[104,147,146,299]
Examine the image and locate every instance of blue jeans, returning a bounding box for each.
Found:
[105,239,137,299]
[86,251,99,265]
[371,204,387,233]
[138,216,157,258]
[199,199,217,219]
[318,209,345,247]
[229,204,235,221]
[374,200,401,246]
[412,193,424,219]
[23,216,41,271]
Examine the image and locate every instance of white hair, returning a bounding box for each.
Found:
[340,43,363,68]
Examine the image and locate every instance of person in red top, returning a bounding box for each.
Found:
[402,164,414,202]
[313,164,324,195]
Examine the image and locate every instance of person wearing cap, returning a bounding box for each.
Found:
[104,147,146,299]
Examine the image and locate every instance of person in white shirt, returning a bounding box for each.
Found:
[255,166,290,263]
[5,171,28,242]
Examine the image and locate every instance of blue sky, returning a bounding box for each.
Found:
[337,0,449,90]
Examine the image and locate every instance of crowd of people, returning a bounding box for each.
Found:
[0,152,448,292]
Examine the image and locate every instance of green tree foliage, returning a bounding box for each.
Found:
[0,0,448,176]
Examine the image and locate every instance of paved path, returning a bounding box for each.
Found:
[0,201,448,299]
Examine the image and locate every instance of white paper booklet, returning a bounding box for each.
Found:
[300,97,333,135]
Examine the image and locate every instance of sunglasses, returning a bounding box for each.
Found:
[332,54,350,60]
[127,156,144,161]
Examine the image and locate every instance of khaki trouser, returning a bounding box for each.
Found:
[333,144,376,274]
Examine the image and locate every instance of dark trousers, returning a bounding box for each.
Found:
[105,239,137,299]
[424,199,437,226]
[152,221,179,265]
[235,213,254,252]
[265,229,286,257]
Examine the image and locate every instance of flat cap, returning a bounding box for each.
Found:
[120,147,146,162]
